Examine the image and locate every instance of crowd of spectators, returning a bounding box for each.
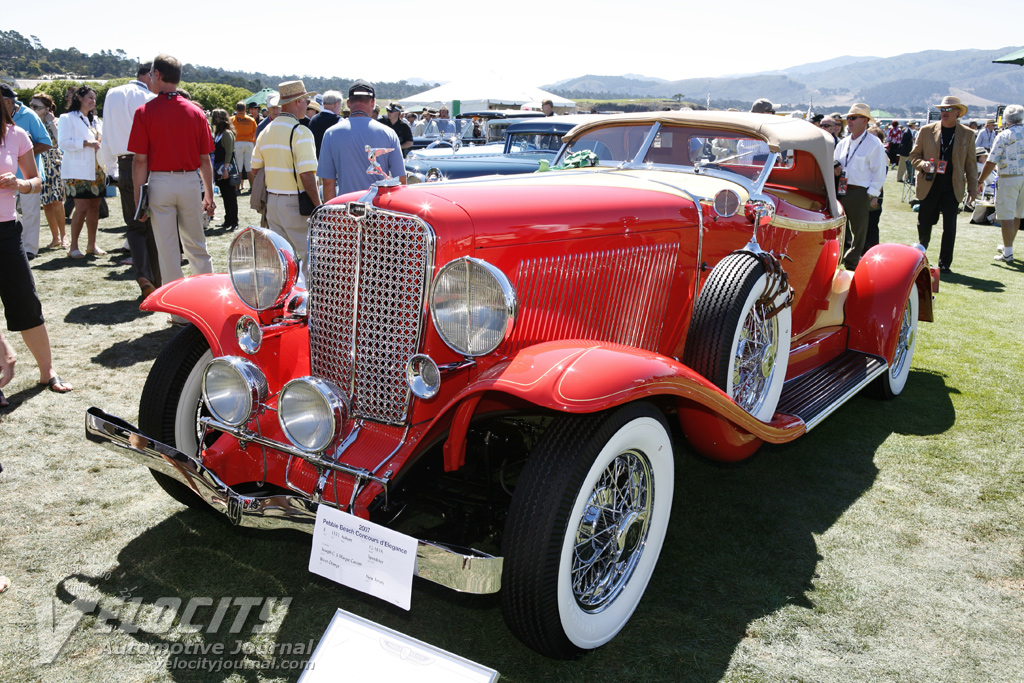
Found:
[2,60,1023,412]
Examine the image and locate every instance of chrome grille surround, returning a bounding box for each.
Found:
[308,204,435,425]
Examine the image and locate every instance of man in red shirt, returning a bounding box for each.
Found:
[129,53,215,320]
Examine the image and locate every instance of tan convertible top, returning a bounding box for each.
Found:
[562,111,840,217]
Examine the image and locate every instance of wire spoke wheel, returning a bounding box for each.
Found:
[501,402,673,659]
[684,252,791,422]
[872,282,919,399]
[572,450,652,612]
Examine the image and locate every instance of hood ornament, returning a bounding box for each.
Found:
[366,146,401,187]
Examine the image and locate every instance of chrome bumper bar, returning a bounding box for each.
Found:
[85,407,503,594]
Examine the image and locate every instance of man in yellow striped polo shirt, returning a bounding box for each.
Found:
[251,80,321,274]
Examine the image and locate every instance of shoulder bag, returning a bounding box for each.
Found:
[289,125,316,216]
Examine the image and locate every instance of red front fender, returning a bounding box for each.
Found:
[434,340,805,469]
[846,244,933,364]
[141,274,257,356]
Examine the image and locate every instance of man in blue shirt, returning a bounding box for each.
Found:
[2,84,52,259]
[318,81,405,200]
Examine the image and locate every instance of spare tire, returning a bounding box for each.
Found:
[683,252,792,421]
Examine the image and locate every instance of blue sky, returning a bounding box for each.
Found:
[7,0,1023,87]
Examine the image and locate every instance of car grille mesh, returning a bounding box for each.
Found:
[308,205,432,424]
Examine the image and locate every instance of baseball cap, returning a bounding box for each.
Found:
[386,102,403,113]
[0,84,17,99]
[349,80,375,98]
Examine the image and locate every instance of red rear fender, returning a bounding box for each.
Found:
[846,244,933,362]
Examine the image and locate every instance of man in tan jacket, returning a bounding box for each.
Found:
[909,96,978,272]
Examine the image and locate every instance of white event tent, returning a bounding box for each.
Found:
[397,76,576,114]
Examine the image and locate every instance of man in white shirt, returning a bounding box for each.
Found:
[100,62,159,296]
[975,119,997,150]
[833,103,888,270]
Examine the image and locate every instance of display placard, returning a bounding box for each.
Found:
[299,608,499,683]
[309,504,417,610]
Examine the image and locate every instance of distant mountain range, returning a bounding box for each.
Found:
[546,48,1024,114]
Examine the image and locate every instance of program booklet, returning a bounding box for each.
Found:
[134,183,149,222]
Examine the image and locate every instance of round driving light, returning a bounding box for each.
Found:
[202,357,269,427]
[229,227,299,311]
[277,378,349,453]
[430,257,517,356]
[713,189,741,218]
[236,315,263,355]
[406,354,441,399]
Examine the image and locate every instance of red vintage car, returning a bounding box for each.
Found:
[88,111,934,659]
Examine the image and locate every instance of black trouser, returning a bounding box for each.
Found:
[0,220,44,331]
[118,155,162,286]
[216,179,238,228]
[841,185,871,270]
[917,182,960,269]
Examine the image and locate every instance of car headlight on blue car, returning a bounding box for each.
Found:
[430,257,517,356]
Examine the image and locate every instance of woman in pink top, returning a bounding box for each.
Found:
[0,103,73,397]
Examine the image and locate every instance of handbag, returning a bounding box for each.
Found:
[227,153,241,186]
[289,125,317,216]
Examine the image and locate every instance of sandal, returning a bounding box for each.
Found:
[69,249,86,259]
[87,247,108,256]
[39,375,73,393]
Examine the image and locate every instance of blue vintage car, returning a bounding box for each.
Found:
[405,114,599,181]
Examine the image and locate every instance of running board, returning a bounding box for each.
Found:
[777,351,888,431]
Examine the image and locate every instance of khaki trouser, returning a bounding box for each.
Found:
[148,171,213,286]
[266,192,309,277]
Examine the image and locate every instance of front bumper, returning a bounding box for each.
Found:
[85,407,503,594]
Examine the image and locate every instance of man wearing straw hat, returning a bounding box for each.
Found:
[833,103,887,270]
[909,95,978,272]
[251,80,321,271]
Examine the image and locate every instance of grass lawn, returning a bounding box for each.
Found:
[1,170,1022,683]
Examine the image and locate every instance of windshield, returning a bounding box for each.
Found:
[506,132,565,154]
[562,123,656,164]
[422,118,474,139]
[563,122,792,179]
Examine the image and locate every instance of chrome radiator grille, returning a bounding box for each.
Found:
[308,205,433,424]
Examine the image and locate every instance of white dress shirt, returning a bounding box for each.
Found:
[99,80,156,163]
[834,131,887,197]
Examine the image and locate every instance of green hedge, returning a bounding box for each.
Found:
[14,79,251,116]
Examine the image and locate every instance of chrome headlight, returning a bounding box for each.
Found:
[430,258,517,356]
[235,315,263,354]
[277,378,349,453]
[202,357,269,427]
[229,227,298,311]
[406,354,441,399]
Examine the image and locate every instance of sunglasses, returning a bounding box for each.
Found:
[29,103,45,111]
[847,115,866,121]
[939,107,956,113]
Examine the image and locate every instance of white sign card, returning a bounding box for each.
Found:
[309,504,418,610]
[299,608,499,683]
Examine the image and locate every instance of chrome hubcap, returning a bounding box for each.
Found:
[572,450,653,613]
